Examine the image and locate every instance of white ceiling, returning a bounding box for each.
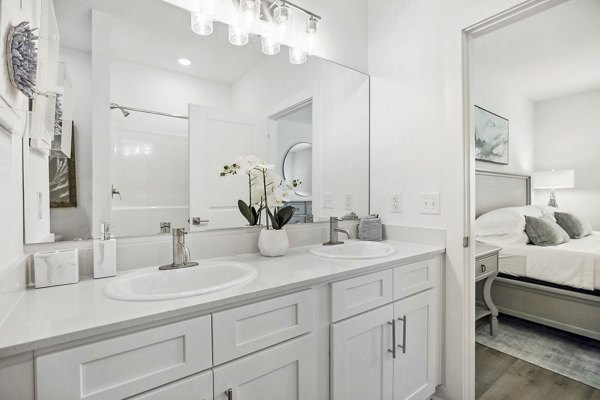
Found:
[53,0,268,84]
[473,0,600,102]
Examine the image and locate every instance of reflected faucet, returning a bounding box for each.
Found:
[159,228,199,270]
[324,217,351,246]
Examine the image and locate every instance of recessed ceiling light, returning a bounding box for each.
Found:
[178,58,192,66]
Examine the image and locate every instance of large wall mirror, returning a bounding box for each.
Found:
[22,0,370,243]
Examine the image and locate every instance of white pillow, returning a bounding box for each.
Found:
[475,206,544,245]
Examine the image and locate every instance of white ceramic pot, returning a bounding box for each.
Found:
[258,228,289,257]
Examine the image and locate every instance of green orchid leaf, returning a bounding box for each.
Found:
[238,200,256,225]
[277,206,295,228]
[266,207,280,230]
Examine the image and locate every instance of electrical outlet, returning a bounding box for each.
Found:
[419,192,441,215]
[344,193,353,210]
[391,194,402,213]
[323,193,335,209]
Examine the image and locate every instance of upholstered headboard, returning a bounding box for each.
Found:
[476,170,531,218]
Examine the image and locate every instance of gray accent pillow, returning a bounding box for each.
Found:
[524,215,570,246]
[554,212,592,239]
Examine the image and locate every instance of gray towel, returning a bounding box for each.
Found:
[358,214,382,241]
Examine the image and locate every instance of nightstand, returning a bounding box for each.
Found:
[475,243,500,335]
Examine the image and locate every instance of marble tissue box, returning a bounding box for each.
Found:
[33,249,79,289]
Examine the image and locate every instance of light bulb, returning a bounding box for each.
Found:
[261,36,280,55]
[289,47,307,65]
[178,58,192,66]
[242,0,259,30]
[274,3,290,24]
[191,12,213,35]
[229,25,249,46]
[306,17,318,34]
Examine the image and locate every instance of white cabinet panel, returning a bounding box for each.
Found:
[393,290,438,400]
[36,316,212,400]
[393,258,436,300]
[128,370,213,400]
[331,304,394,400]
[213,289,314,365]
[331,269,393,322]
[0,352,34,400]
[213,334,316,400]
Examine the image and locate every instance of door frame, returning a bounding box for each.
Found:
[460,0,569,398]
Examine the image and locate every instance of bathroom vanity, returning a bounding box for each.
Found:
[0,241,443,400]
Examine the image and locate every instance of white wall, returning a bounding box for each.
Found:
[472,62,536,175]
[534,89,600,229]
[367,1,535,399]
[231,53,370,219]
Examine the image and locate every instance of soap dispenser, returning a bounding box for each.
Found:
[93,222,117,279]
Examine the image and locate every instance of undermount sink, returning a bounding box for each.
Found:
[308,240,396,259]
[104,261,257,301]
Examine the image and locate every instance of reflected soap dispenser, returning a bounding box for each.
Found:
[93,222,117,279]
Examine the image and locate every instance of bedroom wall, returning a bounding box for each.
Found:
[472,62,536,175]
[534,89,600,229]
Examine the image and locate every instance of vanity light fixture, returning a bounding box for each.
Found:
[178,58,192,66]
[190,0,320,64]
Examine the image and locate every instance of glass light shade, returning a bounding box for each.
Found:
[532,170,575,189]
[274,4,290,24]
[289,47,307,65]
[261,36,280,55]
[191,12,214,35]
[242,0,259,29]
[229,25,249,46]
[306,17,318,34]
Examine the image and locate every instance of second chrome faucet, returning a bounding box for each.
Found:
[324,217,351,246]
[159,228,199,270]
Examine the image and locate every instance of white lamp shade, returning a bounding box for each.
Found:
[532,170,574,189]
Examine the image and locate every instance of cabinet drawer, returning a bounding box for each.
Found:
[331,270,393,322]
[128,370,213,400]
[393,258,436,300]
[476,255,498,279]
[213,334,316,400]
[213,289,314,365]
[36,316,212,400]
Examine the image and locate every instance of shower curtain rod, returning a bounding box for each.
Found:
[109,103,189,120]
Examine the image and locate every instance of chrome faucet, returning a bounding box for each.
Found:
[324,217,351,246]
[159,228,199,270]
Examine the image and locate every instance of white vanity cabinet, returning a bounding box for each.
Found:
[331,257,440,400]
[25,252,441,400]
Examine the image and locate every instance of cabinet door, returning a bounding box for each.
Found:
[213,334,316,400]
[331,305,394,400]
[393,290,437,400]
[128,370,212,400]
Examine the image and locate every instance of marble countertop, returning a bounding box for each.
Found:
[0,240,444,357]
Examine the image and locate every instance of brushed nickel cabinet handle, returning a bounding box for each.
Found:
[225,388,233,400]
[387,319,396,358]
[398,315,407,354]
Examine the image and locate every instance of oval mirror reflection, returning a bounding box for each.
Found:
[283,142,312,197]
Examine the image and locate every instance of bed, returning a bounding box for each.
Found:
[475,170,600,340]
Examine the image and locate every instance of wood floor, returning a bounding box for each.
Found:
[476,343,600,400]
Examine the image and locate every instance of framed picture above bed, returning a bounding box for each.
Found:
[474,106,509,165]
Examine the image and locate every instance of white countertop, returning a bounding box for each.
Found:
[0,240,444,357]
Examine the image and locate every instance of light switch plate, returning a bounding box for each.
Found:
[344,193,353,210]
[419,192,441,215]
[323,193,335,209]
[391,194,402,213]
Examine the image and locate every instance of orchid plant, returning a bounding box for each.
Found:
[220,155,301,230]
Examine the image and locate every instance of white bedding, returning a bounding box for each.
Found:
[498,232,600,291]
